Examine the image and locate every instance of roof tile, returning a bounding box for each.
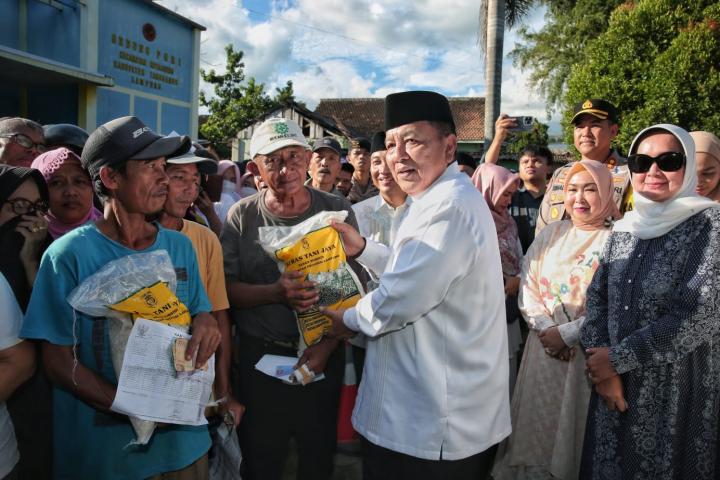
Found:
[315,97,485,141]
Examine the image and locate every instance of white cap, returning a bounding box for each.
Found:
[166,151,218,174]
[250,117,309,158]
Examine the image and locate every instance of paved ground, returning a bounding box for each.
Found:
[282,440,363,480]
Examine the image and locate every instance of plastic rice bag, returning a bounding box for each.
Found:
[258,211,364,347]
[67,250,190,445]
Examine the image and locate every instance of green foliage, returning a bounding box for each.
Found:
[510,0,625,111]
[199,44,296,148]
[563,0,720,150]
[505,119,550,155]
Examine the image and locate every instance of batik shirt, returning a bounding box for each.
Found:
[580,207,720,480]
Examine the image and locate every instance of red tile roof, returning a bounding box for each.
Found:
[315,97,486,141]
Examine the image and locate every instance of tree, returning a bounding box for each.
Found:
[199,44,296,150]
[479,0,535,150]
[510,0,625,113]
[563,0,720,150]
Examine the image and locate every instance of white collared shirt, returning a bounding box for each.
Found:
[343,164,511,460]
[352,194,410,289]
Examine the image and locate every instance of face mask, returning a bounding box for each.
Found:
[222,180,236,193]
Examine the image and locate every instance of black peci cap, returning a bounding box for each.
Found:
[384,91,456,132]
[370,131,386,154]
[43,124,89,152]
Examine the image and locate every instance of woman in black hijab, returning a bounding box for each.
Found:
[0,165,52,479]
[0,165,49,311]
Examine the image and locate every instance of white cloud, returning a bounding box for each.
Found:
[157,0,557,131]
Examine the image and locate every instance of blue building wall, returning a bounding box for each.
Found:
[96,88,130,126]
[0,0,199,136]
[0,2,20,49]
[133,96,158,131]
[98,0,193,102]
[161,103,190,136]
[27,1,82,67]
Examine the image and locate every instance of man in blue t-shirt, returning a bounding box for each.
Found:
[21,117,220,480]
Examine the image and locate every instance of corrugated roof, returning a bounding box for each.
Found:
[314,97,486,141]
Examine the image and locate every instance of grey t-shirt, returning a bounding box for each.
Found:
[221,187,359,341]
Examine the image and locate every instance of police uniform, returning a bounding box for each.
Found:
[536,98,633,234]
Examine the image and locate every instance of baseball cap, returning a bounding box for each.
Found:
[249,117,309,158]
[571,99,620,124]
[81,116,190,177]
[312,136,342,156]
[167,147,218,175]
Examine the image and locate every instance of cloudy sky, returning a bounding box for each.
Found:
[157,0,561,133]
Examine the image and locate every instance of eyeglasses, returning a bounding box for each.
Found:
[627,152,685,174]
[0,134,47,153]
[3,198,48,215]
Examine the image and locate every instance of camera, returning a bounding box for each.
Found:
[508,116,534,132]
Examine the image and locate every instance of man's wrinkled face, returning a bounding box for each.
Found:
[107,157,169,214]
[164,163,201,218]
[254,146,310,197]
[385,121,456,196]
[573,115,618,161]
[309,148,341,188]
[0,126,45,167]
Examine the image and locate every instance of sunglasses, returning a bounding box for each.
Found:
[627,152,685,174]
[0,133,47,153]
[3,198,48,215]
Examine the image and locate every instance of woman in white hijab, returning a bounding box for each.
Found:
[579,124,720,479]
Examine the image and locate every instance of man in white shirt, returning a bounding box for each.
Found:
[352,131,409,254]
[350,131,409,380]
[323,91,511,479]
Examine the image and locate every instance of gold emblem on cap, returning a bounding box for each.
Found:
[550,206,560,219]
[582,100,593,109]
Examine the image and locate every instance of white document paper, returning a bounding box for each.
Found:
[255,354,325,385]
[111,318,215,426]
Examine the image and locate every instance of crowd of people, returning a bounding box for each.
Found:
[1,91,720,480]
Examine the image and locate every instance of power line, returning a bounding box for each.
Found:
[240,5,483,73]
